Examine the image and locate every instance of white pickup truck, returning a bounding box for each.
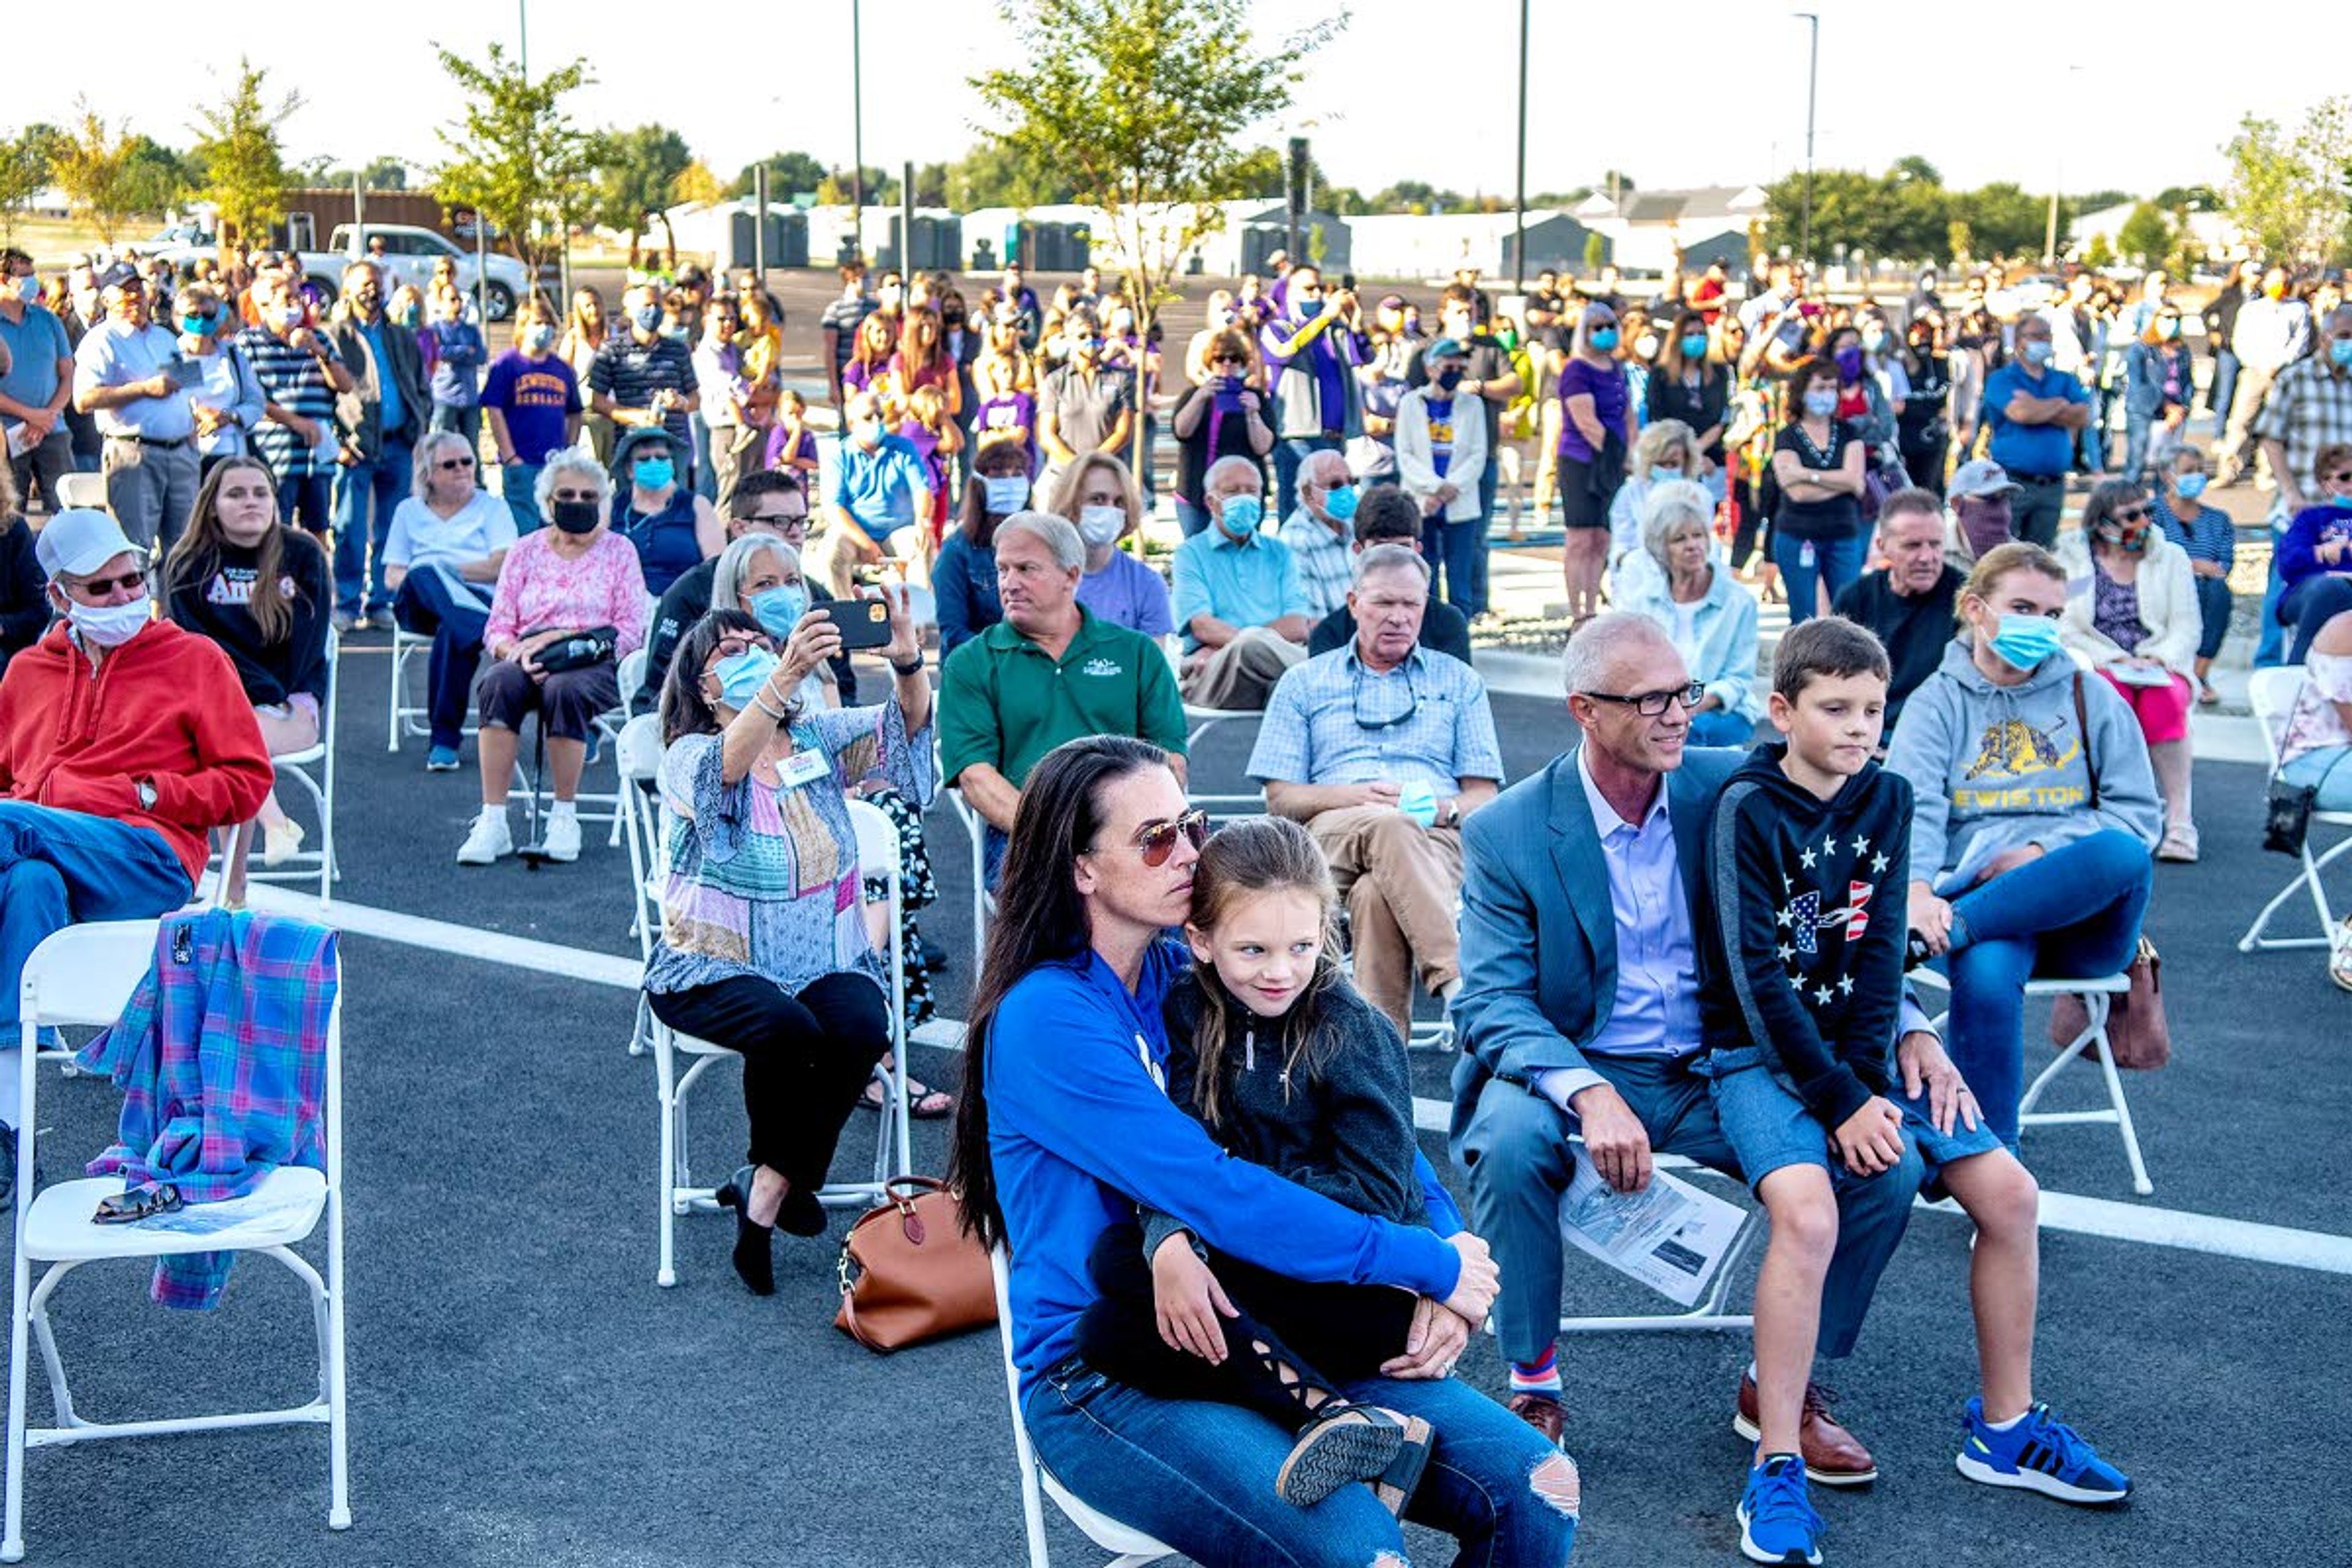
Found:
[154,222,532,320]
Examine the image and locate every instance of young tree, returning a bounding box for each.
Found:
[190,58,301,249]
[51,103,149,244]
[730,151,828,202]
[0,132,47,242]
[2082,232,2115,270]
[971,0,1343,334]
[674,160,726,208]
[431,42,595,276]
[2116,202,2174,268]
[589,124,693,266]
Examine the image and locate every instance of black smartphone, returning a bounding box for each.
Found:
[816,595,894,650]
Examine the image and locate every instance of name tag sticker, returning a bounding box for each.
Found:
[778,750,830,788]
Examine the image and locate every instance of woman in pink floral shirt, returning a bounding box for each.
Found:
[459,449,648,866]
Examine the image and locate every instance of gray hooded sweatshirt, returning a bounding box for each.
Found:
[1885,635,2162,894]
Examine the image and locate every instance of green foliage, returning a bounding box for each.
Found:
[1762,164,2076,265]
[589,124,693,263]
[1946,219,1975,264]
[2152,183,2220,212]
[971,0,1342,325]
[1965,181,2064,262]
[2082,232,2114,270]
[1582,230,1606,271]
[2116,202,2174,267]
[1889,156,1942,187]
[815,165,889,206]
[51,103,176,244]
[944,140,1075,209]
[190,58,300,249]
[730,151,828,202]
[1370,179,1464,216]
[431,42,595,273]
[0,131,48,240]
[2223,102,2352,265]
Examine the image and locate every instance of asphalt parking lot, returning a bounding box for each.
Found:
[7,636,2346,1568]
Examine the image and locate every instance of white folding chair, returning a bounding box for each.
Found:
[1554,1148,1760,1337]
[1163,638,1270,820]
[2239,665,2352,953]
[647,796,913,1286]
[989,1246,1175,1568]
[51,474,107,512]
[221,631,342,904]
[3,920,349,1561]
[618,714,666,1055]
[1912,968,2152,1196]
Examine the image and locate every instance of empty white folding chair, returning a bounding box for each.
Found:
[50,474,107,513]
[222,630,342,903]
[1163,638,1270,820]
[2239,665,2352,954]
[647,797,913,1286]
[4,921,349,1561]
[990,1246,1175,1568]
[1912,968,2152,1196]
[618,714,665,1055]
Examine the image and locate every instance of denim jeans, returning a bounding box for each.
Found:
[1471,458,1499,615]
[274,467,335,536]
[2192,573,2231,662]
[502,461,544,533]
[2207,349,2241,424]
[333,437,413,617]
[0,802,193,1125]
[2282,745,2352,810]
[2282,574,2352,664]
[1940,828,2153,1147]
[1770,530,1864,625]
[1273,435,1339,522]
[1422,514,1482,618]
[1024,1356,1577,1568]
[2120,412,2155,483]
[1458,1054,1919,1366]
[393,563,491,750]
[2255,542,2290,668]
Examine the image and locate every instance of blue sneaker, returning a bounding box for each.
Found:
[1737,1454,1823,1565]
[1956,1398,2132,1505]
[426,745,462,772]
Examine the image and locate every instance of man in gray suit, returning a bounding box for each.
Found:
[1449,612,1931,1483]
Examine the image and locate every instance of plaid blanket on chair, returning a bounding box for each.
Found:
[75,910,338,1310]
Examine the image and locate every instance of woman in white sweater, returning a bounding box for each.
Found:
[2056,477,2203,861]
[1392,337,1488,617]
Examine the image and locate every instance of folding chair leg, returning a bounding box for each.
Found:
[24,1267,81,1430]
[656,1033,679,1288]
[5,1252,33,1561]
[2090,1010,2155,1197]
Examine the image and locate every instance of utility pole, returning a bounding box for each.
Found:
[1795,12,1819,263]
[2045,64,2081,266]
[1513,0,1529,291]
[850,0,866,241]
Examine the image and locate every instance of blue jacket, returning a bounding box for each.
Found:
[2277,502,2352,593]
[931,529,1001,658]
[2124,341,2188,420]
[1448,746,1741,1158]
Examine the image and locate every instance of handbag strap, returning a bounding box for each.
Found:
[2071,671,2100,812]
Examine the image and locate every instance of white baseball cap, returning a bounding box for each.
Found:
[34,508,143,580]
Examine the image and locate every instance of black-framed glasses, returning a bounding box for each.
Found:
[437,455,476,470]
[754,507,810,527]
[2112,503,2154,523]
[1131,809,1210,868]
[1581,682,1705,717]
[69,571,147,598]
[1352,669,1421,731]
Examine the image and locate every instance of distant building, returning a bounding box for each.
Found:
[1575,184,1768,275]
[1345,210,1605,282]
[2067,202,2242,269]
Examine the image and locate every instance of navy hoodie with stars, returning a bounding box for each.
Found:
[1695,743,1913,1129]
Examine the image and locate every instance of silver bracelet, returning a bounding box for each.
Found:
[751,691,792,722]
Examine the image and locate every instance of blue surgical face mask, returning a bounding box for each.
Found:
[981,474,1030,515]
[1681,333,1709,360]
[633,456,676,491]
[1218,494,1264,537]
[522,324,556,353]
[714,647,782,710]
[1297,298,1325,320]
[632,304,663,333]
[1323,483,1360,523]
[1988,612,2063,671]
[2332,337,2352,369]
[2175,473,2208,500]
[1589,326,1620,351]
[180,311,213,337]
[1803,389,1839,418]
[750,584,807,639]
[2022,339,2056,368]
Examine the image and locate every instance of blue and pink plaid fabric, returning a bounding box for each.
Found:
[74,910,338,1310]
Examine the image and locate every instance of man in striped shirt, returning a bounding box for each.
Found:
[235,269,353,538]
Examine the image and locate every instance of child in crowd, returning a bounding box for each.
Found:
[897,383,962,554]
[1697,617,2131,1567]
[1072,816,1459,1518]
[762,389,821,478]
[426,285,486,447]
[973,340,1039,477]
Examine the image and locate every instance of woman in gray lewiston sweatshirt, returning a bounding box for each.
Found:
[1886,542,2160,1147]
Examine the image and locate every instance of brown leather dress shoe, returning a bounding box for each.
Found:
[1733,1372,1878,1485]
[1508,1390,1567,1452]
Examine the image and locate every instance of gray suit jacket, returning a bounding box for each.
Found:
[1447,745,1741,1156]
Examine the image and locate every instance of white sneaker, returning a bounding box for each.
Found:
[543,810,582,863]
[456,808,513,865]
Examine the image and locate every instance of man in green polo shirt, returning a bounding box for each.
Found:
[940,511,1189,878]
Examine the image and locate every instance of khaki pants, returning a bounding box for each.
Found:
[1181,625,1304,710]
[2218,364,2279,482]
[100,437,200,557]
[1308,807,1464,1036]
[803,519,928,601]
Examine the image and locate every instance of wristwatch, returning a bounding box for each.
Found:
[134,777,157,812]
[1440,797,1460,828]
[890,655,925,677]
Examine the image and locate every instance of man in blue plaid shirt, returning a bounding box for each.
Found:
[1247,543,1504,1035]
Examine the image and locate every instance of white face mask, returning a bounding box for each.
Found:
[1077,503,1126,549]
[62,591,153,648]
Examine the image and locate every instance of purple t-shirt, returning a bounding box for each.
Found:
[763,424,818,471]
[976,391,1039,473]
[1557,358,1629,462]
[480,350,582,464]
[1076,548,1174,638]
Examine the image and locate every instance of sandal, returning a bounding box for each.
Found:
[1276,1404,1406,1508]
[2197,680,2220,706]
[1370,1413,1436,1519]
[860,1073,956,1119]
[92,1182,182,1224]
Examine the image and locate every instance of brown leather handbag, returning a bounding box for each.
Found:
[2047,936,2171,1071]
[833,1177,996,1354]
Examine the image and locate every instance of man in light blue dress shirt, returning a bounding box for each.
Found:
[70,265,200,554]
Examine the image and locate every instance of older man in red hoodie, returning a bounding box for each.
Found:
[0,508,271,1203]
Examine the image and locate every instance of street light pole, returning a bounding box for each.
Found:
[851,0,866,246]
[1795,12,1819,264]
[1513,0,1529,292]
[2045,64,2081,266]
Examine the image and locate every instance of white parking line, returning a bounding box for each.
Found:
[252,889,2352,1280]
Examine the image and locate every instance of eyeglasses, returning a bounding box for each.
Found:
[1129,809,1210,868]
[437,455,476,471]
[1581,682,1705,717]
[2327,470,2352,484]
[2111,503,2154,523]
[1352,669,1421,731]
[753,507,809,526]
[69,571,146,598]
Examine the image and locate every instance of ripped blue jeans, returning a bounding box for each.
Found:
[1025,1355,1578,1567]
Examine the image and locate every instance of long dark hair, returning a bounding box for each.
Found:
[949,734,1176,1250]
[166,456,313,644]
[658,608,780,744]
[1182,817,1343,1129]
[956,439,1035,551]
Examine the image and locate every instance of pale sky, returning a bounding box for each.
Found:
[26,1,2328,205]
